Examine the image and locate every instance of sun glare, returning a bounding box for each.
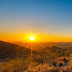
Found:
[30,36,34,40]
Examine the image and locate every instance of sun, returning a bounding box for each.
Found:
[30,36,34,40]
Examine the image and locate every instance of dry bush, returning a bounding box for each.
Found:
[0,57,30,72]
[25,63,49,72]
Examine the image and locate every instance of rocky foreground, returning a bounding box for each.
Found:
[25,54,72,72]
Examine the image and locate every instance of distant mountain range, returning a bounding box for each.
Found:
[11,41,72,50]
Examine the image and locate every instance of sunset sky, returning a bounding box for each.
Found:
[0,0,72,42]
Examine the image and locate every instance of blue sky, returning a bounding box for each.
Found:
[0,0,72,37]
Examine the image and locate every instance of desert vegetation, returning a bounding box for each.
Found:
[0,41,72,72]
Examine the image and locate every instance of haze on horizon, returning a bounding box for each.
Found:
[0,0,72,42]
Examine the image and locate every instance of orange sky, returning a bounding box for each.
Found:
[0,33,72,42]
[0,0,72,42]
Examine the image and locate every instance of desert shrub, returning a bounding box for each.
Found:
[64,48,72,57]
[52,62,56,67]
[64,52,70,57]
[32,54,44,64]
[59,52,65,57]
[63,58,69,63]
[59,63,63,67]
[0,57,31,72]
[56,60,65,67]
[51,60,56,67]
[25,63,49,72]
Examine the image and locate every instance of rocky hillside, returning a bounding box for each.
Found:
[25,54,72,72]
[0,41,31,60]
[0,41,72,72]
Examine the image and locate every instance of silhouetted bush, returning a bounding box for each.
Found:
[51,61,56,67]
[63,58,69,63]
[59,63,63,67]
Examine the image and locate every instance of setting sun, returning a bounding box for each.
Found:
[30,36,34,40]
